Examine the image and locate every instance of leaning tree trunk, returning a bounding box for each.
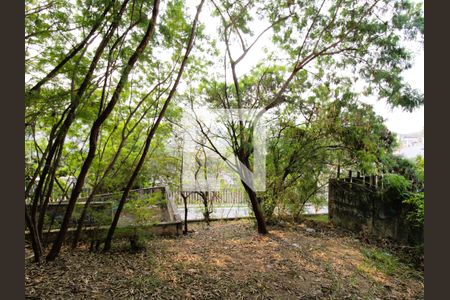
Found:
[37,143,63,241]
[46,0,157,261]
[198,191,211,226]
[241,180,268,234]
[103,0,205,252]
[238,153,268,234]
[70,186,97,248]
[102,129,155,251]
[29,0,130,244]
[71,79,157,248]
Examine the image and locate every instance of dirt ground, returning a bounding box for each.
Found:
[25,219,424,299]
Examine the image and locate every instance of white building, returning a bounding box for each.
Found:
[394,129,424,159]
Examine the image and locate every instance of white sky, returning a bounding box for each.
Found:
[361,48,424,134]
[363,0,424,135]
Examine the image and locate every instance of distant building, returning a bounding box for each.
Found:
[394,129,424,159]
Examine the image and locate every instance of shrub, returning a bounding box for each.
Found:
[123,191,163,252]
[403,192,424,226]
[381,173,411,202]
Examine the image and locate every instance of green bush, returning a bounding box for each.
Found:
[403,192,424,226]
[381,173,411,202]
[122,191,163,252]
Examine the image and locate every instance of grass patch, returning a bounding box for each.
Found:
[361,247,401,276]
[360,247,420,279]
[303,214,329,223]
[324,262,344,296]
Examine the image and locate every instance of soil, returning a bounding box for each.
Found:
[25,219,424,299]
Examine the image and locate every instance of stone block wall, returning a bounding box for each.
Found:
[328,177,423,245]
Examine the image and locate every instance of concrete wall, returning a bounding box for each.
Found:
[26,186,183,244]
[328,178,423,245]
[26,201,113,230]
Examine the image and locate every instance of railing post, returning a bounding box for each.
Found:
[348,170,352,188]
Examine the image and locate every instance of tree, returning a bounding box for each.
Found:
[26,0,206,261]
[186,0,423,234]
[261,81,396,221]
[102,0,206,252]
[46,0,162,261]
[26,0,142,261]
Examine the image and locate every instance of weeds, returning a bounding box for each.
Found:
[360,247,421,279]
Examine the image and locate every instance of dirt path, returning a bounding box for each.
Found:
[25,220,424,299]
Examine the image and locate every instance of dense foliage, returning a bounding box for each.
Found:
[381,156,424,226]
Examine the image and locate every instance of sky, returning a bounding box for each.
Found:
[362,0,424,135]
[361,48,424,135]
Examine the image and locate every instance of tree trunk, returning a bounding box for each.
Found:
[103,147,149,251]
[241,180,268,234]
[37,143,63,241]
[237,147,268,234]
[181,193,188,234]
[72,86,156,248]
[25,207,43,262]
[198,191,211,225]
[71,188,96,248]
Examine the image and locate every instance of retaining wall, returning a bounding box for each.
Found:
[328,177,423,245]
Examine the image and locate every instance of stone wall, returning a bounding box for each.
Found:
[328,177,423,245]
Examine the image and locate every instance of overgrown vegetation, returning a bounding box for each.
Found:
[304,214,329,224]
[25,1,424,297]
[381,155,425,227]
[360,247,421,279]
[404,192,424,226]
[122,191,163,251]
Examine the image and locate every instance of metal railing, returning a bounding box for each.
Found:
[167,188,248,207]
